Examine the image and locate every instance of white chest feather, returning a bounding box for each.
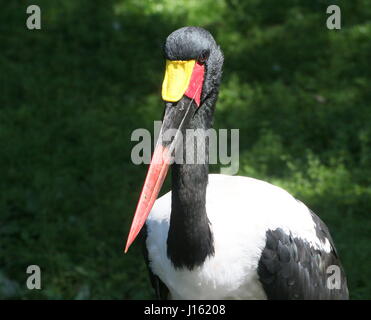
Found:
[145,174,329,300]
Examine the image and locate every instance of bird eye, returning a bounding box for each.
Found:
[198,50,209,63]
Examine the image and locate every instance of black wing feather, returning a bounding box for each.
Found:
[257,211,349,300]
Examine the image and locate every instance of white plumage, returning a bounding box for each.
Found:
[145,174,333,299]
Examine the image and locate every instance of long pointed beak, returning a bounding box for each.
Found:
[125,98,195,252]
[124,143,170,252]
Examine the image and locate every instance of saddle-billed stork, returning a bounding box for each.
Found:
[125,26,349,300]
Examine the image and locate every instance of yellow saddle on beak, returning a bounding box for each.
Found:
[161,60,196,102]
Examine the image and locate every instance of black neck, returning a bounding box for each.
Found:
[166,45,223,269]
[167,107,215,269]
[167,162,214,270]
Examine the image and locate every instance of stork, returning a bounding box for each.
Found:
[125,26,349,300]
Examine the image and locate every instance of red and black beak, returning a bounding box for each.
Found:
[124,59,205,252]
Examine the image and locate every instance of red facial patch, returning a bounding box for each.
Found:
[184,62,205,107]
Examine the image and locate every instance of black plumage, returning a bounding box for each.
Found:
[257,223,349,300]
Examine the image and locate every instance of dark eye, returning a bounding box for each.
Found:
[198,49,209,63]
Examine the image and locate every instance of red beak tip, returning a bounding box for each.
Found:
[124,240,131,253]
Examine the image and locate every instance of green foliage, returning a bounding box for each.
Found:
[0,0,370,299]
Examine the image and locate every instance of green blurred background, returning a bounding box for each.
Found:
[1,0,370,299]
